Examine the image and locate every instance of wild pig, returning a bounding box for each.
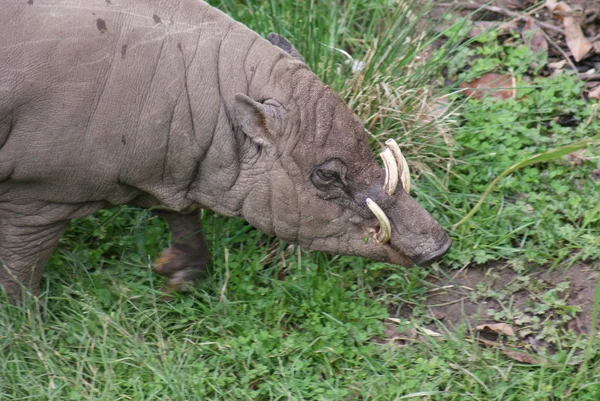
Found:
[0,0,451,300]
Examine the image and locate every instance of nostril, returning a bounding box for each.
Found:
[413,235,452,267]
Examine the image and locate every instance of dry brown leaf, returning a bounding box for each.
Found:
[546,0,593,61]
[478,338,543,365]
[459,73,516,100]
[589,85,600,100]
[548,60,567,69]
[470,21,518,38]
[522,18,548,57]
[419,97,452,124]
[476,322,516,336]
[500,348,542,364]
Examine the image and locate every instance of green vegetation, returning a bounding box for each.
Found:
[2,1,599,400]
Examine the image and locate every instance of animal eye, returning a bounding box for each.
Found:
[316,169,337,182]
[311,159,347,192]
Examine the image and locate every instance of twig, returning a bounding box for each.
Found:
[581,74,600,81]
[442,2,566,36]
[540,29,581,78]
[482,4,565,35]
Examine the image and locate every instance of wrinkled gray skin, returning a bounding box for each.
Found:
[0,0,451,301]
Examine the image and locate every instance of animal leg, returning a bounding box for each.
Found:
[153,210,210,293]
[0,204,69,303]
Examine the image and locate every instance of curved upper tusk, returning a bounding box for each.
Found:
[385,139,411,194]
[366,198,392,244]
[380,148,399,196]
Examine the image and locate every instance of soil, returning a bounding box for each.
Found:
[400,263,599,334]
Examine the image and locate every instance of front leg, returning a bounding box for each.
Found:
[153,210,210,293]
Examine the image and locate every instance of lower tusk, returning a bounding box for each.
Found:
[380,148,398,196]
[385,139,411,194]
[366,198,392,244]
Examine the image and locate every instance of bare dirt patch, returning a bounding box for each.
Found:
[412,263,599,335]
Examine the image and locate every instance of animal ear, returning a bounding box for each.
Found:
[234,94,277,146]
[267,33,306,64]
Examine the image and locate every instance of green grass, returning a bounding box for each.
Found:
[2,214,600,400]
[2,1,600,400]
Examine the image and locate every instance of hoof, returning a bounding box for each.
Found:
[153,246,207,294]
[154,248,183,276]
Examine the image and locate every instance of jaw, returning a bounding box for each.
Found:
[305,235,414,266]
[306,229,451,267]
[298,192,452,267]
[299,215,416,266]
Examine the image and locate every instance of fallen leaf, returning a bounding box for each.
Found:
[459,73,516,100]
[522,18,548,57]
[589,85,600,100]
[419,327,443,337]
[546,0,593,61]
[548,60,567,69]
[478,338,543,364]
[371,322,419,345]
[581,68,597,77]
[476,322,516,336]
[500,348,543,364]
[470,21,518,38]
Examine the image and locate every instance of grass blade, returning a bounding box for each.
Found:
[454,135,600,229]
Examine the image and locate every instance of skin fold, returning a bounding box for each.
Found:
[0,0,450,301]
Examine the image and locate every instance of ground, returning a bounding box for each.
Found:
[404,263,598,331]
[395,0,600,348]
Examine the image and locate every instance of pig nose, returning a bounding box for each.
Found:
[412,234,452,267]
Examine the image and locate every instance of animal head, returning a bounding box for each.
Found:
[232,34,451,266]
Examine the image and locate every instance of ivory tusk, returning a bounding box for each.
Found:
[385,139,411,194]
[366,198,392,244]
[380,148,399,196]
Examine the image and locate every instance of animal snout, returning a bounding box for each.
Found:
[411,232,452,267]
